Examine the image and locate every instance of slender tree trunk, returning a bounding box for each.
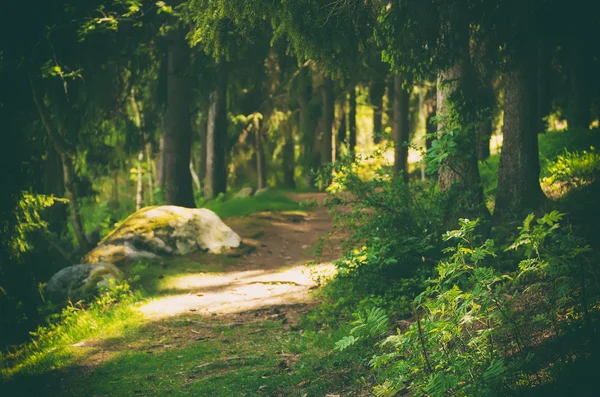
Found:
[156,134,165,188]
[130,87,145,210]
[29,76,90,253]
[385,74,395,136]
[205,65,228,199]
[348,87,357,158]
[282,122,296,188]
[255,119,266,190]
[162,27,195,207]
[477,119,492,161]
[145,141,154,205]
[321,77,334,165]
[136,151,144,210]
[370,78,386,144]
[537,40,552,134]
[495,45,546,218]
[567,40,591,130]
[298,68,318,186]
[198,113,207,191]
[425,87,437,151]
[393,74,410,180]
[189,160,201,191]
[335,100,346,159]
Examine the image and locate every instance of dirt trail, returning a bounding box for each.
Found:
[138,193,342,320]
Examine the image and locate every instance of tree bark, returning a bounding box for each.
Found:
[297,68,319,186]
[495,47,546,218]
[370,78,386,144]
[348,87,357,158]
[282,122,296,188]
[162,27,195,207]
[477,119,492,161]
[567,40,591,130]
[335,100,346,159]
[156,134,165,188]
[255,119,266,190]
[392,74,410,180]
[321,77,334,165]
[198,113,207,190]
[29,76,90,253]
[136,151,144,210]
[205,65,228,199]
[436,60,487,218]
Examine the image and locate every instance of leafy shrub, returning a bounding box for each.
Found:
[337,212,599,396]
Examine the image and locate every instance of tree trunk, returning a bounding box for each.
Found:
[436,60,487,218]
[162,27,195,207]
[370,78,386,144]
[29,76,90,253]
[297,68,319,186]
[425,87,437,152]
[495,49,546,218]
[537,40,551,134]
[205,65,228,199]
[198,113,207,190]
[348,87,357,158]
[282,122,296,188]
[392,74,410,180]
[255,119,266,190]
[136,151,144,210]
[145,141,154,204]
[567,40,591,130]
[477,119,492,161]
[156,134,165,188]
[321,77,334,165]
[335,100,346,159]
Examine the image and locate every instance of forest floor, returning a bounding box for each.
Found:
[4,193,370,397]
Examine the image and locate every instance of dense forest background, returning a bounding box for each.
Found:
[1,0,600,395]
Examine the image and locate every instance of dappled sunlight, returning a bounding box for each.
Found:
[139,262,336,319]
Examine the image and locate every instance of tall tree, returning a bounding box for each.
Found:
[348,87,357,157]
[204,64,229,199]
[321,76,334,165]
[392,75,410,179]
[495,36,545,217]
[162,27,195,207]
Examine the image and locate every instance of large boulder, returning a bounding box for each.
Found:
[46,263,123,302]
[83,206,241,265]
[233,187,253,199]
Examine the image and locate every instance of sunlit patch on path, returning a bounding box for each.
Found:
[139,262,336,318]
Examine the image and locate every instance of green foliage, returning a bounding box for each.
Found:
[337,212,598,396]
[11,193,67,259]
[325,153,444,288]
[543,147,600,189]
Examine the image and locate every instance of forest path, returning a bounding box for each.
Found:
[137,192,343,320]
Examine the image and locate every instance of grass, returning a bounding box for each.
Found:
[0,283,144,379]
[202,191,301,218]
[1,312,373,397]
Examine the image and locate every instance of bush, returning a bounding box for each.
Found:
[337,212,599,396]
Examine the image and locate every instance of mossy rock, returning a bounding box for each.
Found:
[45,263,123,302]
[83,206,241,266]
